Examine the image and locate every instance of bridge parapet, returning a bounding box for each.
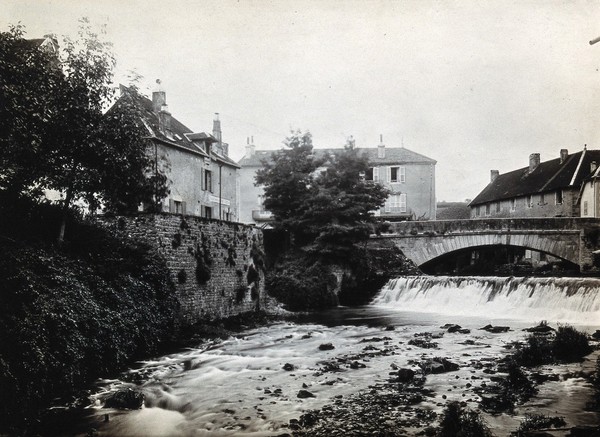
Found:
[385,218,600,236]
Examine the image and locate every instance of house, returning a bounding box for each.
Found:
[237,136,437,225]
[111,82,240,220]
[469,146,600,219]
[579,162,600,218]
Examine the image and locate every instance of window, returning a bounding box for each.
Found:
[204,206,212,219]
[584,200,589,216]
[495,202,501,213]
[511,198,516,211]
[169,199,186,214]
[389,166,406,183]
[386,193,407,212]
[203,170,213,192]
[556,189,563,205]
[485,204,491,216]
[174,200,183,214]
[527,195,533,208]
[476,205,481,216]
[365,167,374,181]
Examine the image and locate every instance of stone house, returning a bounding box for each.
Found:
[470,147,600,219]
[237,137,437,225]
[111,84,240,220]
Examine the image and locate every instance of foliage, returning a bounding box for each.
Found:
[266,252,338,311]
[479,361,537,414]
[513,325,591,367]
[437,402,493,437]
[0,21,168,240]
[255,130,324,245]
[0,198,176,430]
[516,414,566,434]
[255,131,389,251]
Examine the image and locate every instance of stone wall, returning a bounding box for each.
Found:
[99,213,267,326]
[378,218,600,271]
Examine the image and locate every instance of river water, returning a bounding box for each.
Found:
[76,276,600,436]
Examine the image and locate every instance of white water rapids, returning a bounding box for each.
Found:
[75,276,600,436]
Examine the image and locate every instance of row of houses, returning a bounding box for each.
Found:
[119,84,438,224]
[469,147,600,219]
[106,78,598,225]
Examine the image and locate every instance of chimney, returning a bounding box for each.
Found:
[592,161,598,174]
[158,104,171,133]
[246,136,255,157]
[212,112,222,145]
[377,134,385,159]
[152,79,166,114]
[490,170,499,183]
[560,149,568,164]
[529,153,540,173]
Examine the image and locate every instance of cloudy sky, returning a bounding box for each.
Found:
[3,0,600,201]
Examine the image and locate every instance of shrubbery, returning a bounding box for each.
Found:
[513,325,592,367]
[437,402,492,437]
[0,199,176,430]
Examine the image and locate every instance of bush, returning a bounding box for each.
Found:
[437,402,493,437]
[516,414,566,434]
[266,252,338,311]
[0,200,176,431]
[513,325,591,367]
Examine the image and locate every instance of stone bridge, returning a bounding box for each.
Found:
[373,218,600,271]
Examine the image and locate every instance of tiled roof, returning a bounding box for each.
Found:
[470,149,600,205]
[238,146,436,167]
[109,87,240,168]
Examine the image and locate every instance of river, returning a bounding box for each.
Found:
[71,276,600,436]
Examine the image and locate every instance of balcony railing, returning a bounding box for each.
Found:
[252,209,274,221]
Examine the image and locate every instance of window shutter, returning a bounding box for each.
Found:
[387,166,391,183]
[201,169,205,191]
[169,199,175,213]
[400,193,407,212]
[373,167,379,182]
[400,167,406,183]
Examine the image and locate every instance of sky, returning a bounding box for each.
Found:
[3,0,600,202]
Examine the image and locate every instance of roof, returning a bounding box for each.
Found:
[238,146,436,167]
[470,148,600,206]
[109,86,240,168]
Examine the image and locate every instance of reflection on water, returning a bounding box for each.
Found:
[76,276,600,436]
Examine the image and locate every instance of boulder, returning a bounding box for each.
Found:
[297,389,316,398]
[480,324,510,333]
[318,343,335,351]
[103,388,144,410]
[395,368,415,383]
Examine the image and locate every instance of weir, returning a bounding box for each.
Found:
[372,275,600,324]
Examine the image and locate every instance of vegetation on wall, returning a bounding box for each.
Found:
[0,197,176,431]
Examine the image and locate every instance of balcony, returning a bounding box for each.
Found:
[252,209,274,222]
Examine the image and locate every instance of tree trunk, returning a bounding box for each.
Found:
[57,185,74,245]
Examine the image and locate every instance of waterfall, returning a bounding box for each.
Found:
[371,276,600,324]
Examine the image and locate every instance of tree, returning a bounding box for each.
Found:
[255,130,324,244]
[256,132,389,252]
[306,142,389,251]
[0,21,168,242]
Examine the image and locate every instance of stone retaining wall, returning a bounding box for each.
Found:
[99,213,266,326]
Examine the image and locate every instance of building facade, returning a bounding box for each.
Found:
[111,84,240,220]
[470,147,600,219]
[237,138,436,225]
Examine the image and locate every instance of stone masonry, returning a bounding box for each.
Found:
[99,213,266,326]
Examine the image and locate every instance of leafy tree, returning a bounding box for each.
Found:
[255,130,324,244]
[256,131,389,252]
[0,20,168,242]
[305,142,389,251]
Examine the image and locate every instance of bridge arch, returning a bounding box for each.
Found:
[374,218,600,271]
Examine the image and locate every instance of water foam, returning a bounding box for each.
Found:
[371,276,600,324]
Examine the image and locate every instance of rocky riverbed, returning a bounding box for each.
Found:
[59,307,600,437]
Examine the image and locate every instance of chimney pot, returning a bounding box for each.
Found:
[560,149,568,164]
[490,170,499,183]
[529,153,540,173]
